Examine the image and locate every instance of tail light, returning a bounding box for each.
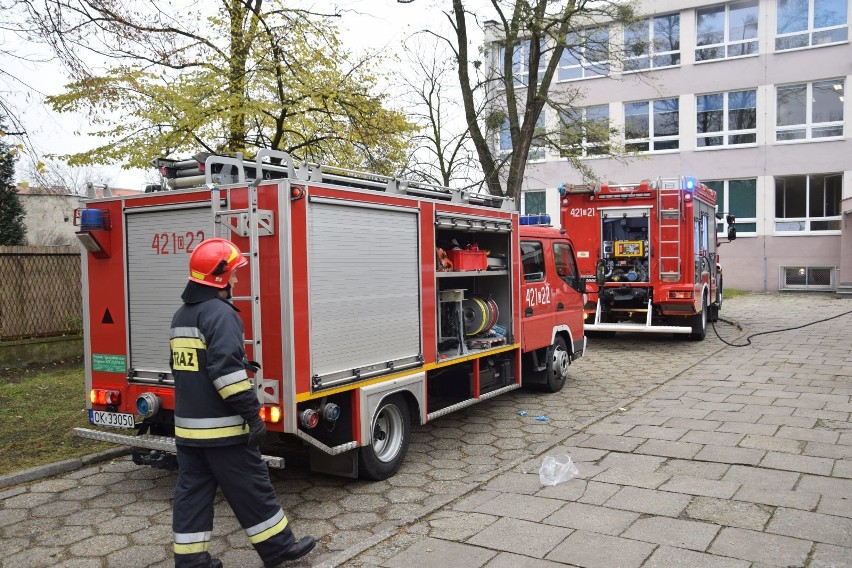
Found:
[90,389,121,405]
[259,405,282,424]
[668,290,694,299]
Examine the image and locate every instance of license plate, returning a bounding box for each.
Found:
[89,410,136,429]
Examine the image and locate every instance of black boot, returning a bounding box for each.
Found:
[263,536,317,567]
[209,559,223,568]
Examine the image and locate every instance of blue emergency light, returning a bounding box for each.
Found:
[520,214,552,226]
[684,177,697,191]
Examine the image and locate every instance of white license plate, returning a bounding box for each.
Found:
[90,410,136,429]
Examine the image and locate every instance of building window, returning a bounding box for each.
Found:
[696,1,759,61]
[499,112,546,160]
[559,104,610,157]
[776,0,848,50]
[705,179,758,235]
[775,173,842,232]
[499,39,546,87]
[625,98,679,152]
[776,79,844,141]
[558,27,609,80]
[697,89,757,147]
[524,191,547,215]
[624,14,681,71]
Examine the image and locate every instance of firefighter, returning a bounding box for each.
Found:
[170,238,315,568]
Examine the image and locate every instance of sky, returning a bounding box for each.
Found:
[2,0,468,191]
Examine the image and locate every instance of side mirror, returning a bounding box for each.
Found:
[727,225,737,241]
[726,214,736,224]
[595,258,606,287]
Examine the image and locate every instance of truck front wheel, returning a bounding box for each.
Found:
[358,394,411,480]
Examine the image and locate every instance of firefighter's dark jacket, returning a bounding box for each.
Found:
[170,285,259,446]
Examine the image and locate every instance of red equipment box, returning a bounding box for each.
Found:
[449,249,487,271]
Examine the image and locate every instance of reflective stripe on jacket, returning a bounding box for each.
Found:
[170,297,260,447]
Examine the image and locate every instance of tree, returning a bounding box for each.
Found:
[406,0,637,204]
[20,0,416,175]
[0,118,27,245]
[397,36,483,190]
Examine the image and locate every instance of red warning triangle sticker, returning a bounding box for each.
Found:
[102,309,114,324]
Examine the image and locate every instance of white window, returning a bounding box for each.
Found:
[776,79,844,141]
[524,190,547,215]
[560,105,610,157]
[697,90,757,147]
[558,27,609,80]
[696,1,759,61]
[705,179,758,236]
[499,39,546,87]
[625,98,679,152]
[499,112,546,161]
[775,173,842,232]
[776,0,848,50]
[624,14,681,71]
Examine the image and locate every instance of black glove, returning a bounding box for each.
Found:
[245,360,261,373]
[246,415,266,449]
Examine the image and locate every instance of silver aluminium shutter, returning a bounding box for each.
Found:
[125,206,213,374]
[308,200,421,387]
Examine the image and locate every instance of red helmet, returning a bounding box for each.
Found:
[188,238,248,288]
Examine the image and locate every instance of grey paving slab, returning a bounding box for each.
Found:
[657,475,740,499]
[483,552,575,568]
[708,527,812,566]
[383,537,496,568]
[720,465,800,490]
[809,543,852,568]
[797,474,852,498]
[466,517,571,558]
[621,516,720,551]
[545,529,655,568]
[759,451,835,475]
[684,496,772,530]
[766,508,852,547]
[642,545,751,568]
[469,492,564,522]
[603,486,692,517]
[634,438,702,459]
[542,501,640,536]
[693,445,766,466]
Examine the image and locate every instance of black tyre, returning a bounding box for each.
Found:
[689,295,708,341]
[544,335,571,393]
[358,394,410,480]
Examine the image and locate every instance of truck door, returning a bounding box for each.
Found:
[550,239,585,339]
[520,239,554,352]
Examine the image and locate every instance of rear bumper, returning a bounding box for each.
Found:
[72,427,285,468]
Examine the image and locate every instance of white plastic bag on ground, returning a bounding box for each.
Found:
[539,454,579,486]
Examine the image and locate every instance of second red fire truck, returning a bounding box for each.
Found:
[72,150,587,480]
[560,176,736,340]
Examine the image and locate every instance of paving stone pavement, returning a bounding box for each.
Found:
[1,293,850,568]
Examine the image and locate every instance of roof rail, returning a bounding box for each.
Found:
[154,151,514,210]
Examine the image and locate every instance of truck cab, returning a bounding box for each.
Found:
[518,219,587,392]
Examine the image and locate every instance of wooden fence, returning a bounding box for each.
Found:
[0,246,83,341]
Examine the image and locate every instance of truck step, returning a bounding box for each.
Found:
[72,427,285,468]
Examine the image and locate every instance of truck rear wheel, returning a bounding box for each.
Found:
[689,296,707,341]
[358,394,410,480]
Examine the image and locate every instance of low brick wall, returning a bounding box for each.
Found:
[0,336,83,368]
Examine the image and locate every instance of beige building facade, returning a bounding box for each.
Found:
[491,0,851,294]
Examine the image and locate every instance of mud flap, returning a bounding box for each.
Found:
[309,446,358,479]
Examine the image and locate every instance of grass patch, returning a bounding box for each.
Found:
[0,358,112,476]
[723,288,750,299]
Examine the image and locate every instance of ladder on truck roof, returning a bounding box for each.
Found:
[656,178,683,281]
[160,149,515,210]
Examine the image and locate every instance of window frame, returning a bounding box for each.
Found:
[520,240,546,282]
[499,38,546,87]
[696,0,760,62]
[775,0,849,51]
[705,178,759,237]
[623,13,682,72]
[775,79,845,142]
[696,89,758,148]
[557,26,610,81]
[774,173,843,234]
[624,97,680,153]
[559,104,611,157]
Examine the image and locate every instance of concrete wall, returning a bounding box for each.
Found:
[18,193,83,246]
[0,336,83,368]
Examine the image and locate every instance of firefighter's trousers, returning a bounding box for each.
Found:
[173,443,295,568]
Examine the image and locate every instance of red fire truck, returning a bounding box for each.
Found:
[560,176,735,340]
[73,150,586,480]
